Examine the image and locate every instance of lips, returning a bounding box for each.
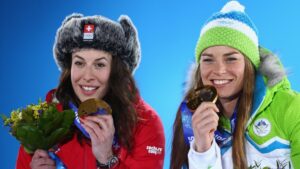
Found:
[82,86,97,91]
[212,79,231,85]
[80,85,99,96]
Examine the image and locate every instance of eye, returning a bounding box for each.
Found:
[95,62,106,69]
[203,58,213,62]
[226,56,238,62]
[73,61,84,67]
[201,57,214,63]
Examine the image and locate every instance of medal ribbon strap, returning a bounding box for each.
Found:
[180,100,194,145]
[48,151,67,169]
[214,108,237,147]
[69,102,94,138]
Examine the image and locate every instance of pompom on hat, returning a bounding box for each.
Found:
[53,13,141,73]
[195,1,260,68]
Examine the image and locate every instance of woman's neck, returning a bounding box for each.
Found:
[220,97,239,118]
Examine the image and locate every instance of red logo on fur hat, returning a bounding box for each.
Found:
[83,24,94,41]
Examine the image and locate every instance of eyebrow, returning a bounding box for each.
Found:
[201,51,239,57]
[201,53,213,57]
[73,55,109,61]
[73,55,84,60]
[223,51,239,57]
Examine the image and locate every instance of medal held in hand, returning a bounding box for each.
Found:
[70,98,112,139]
[186,85,218,112]
[181,85,218,145]
[78,98,112,116]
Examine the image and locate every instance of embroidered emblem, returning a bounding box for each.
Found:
[146,146,162,155]
[83,24,94,41]
[253,118,271,137]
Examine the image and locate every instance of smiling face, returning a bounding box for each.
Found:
[71,49,112,102]
[199,46,245,101]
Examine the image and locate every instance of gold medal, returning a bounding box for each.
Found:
[78,98,112,116]
[186,85,218,112]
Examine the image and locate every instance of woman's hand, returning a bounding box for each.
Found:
[81,114,115,164]
[30,149,55,169]
[192,102,219,152]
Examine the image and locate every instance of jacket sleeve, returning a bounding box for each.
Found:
[188,139,222,169]
[282,94,300,169]
[115,109,165,169]
[16,146,32,169]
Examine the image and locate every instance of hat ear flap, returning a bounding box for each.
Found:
[119,15,141,72]
[62,13,84,26]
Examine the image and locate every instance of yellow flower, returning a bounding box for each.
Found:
[30,104,43,119]
[31,105,41,111]
[18,112,22,120]
[10,110,21,123]
[33,110,39,119]
[4,118,11,126]
[41,101,48,107]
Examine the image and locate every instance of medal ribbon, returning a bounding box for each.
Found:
[214,109,237,147]
[48,151,67,169]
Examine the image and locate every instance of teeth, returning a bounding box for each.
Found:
[213,80,230,85]
[82,86,96,91]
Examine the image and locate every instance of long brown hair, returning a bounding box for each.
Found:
[170,57,255,169]
[56,51,138,151]
[232,57,255,169]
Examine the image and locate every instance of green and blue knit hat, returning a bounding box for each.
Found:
[195,1,260,68]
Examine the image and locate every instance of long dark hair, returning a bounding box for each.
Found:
[56,51,139,151]
[170,57,255,169]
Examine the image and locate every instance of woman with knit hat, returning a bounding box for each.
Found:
[171,1,300,169]
[16,14,165,169]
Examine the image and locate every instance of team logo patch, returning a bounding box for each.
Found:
[146,146,162,155]
[83,24,94,41]
[253,118,271,137]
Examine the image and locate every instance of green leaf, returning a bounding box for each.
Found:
[1,114,8,122]
[47,128,68,147]
[39,105,57,131]
[61,110,75,127]
[1,114,9,126]
[21,108,34,123]
[16,124,45,152]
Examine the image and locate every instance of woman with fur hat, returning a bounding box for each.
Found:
[171,1,300,169]
[16,13,165,169]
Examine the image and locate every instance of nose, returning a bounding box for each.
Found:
[83,66,95,82]
[213,61,227,74]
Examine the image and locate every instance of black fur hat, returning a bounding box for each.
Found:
[53,13,141,73]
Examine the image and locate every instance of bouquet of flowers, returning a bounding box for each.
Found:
[1,100,75,154]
